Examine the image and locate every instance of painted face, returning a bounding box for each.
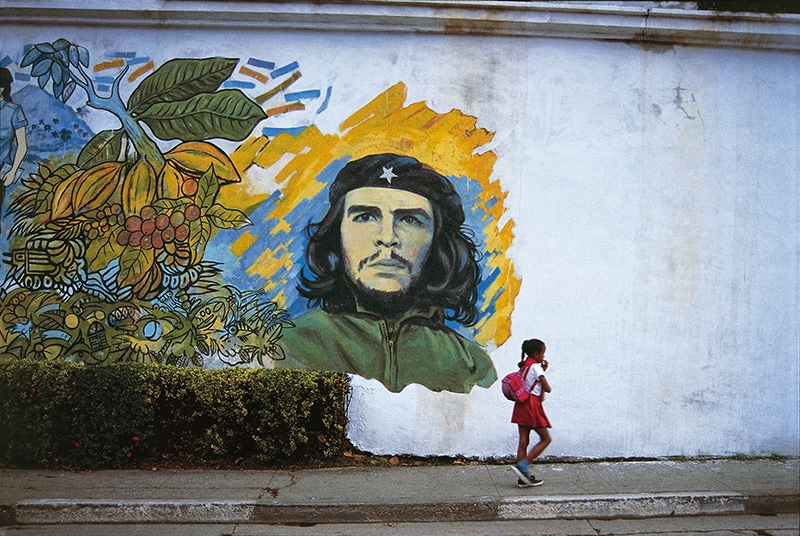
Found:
[340,187,435,294]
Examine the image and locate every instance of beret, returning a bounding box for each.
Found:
[328,153,465,226]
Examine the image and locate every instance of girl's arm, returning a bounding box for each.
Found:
[539,375,551,393]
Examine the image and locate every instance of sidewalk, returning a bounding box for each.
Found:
[1,458,797,526]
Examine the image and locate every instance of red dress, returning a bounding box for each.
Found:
[511,393,551,428]
[510,359,552,428]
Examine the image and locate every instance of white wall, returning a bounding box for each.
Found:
[3,1,798,458]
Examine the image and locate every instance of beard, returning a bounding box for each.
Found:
[351,279,421,319]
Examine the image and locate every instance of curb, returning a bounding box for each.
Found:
[7,491,794,525]
[499,492,746,520]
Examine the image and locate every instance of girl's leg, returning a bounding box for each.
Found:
[516,425,532,462]
[524,426,552,463]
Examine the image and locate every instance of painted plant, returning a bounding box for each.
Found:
[0,39,290,366]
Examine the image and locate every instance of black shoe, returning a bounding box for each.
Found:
[517,474,544,487]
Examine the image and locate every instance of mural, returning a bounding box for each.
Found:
[0,39,519,393]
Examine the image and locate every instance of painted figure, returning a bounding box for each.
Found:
[278,153,497,393]
[0,67,28,225]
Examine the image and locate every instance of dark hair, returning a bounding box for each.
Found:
[298,153,483,326]
[518,338,545,367]
[0,68,13,103]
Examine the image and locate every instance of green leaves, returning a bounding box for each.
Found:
[137,90,267,142]
[206,204,251,230]
[118,245,155,289]
[127,58,266,142]
[78,130,124,169]
[127,57,238,115]
[0,360,350,468]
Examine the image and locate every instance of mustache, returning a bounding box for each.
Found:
[358,250,413,271]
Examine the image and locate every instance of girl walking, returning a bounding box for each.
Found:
[510,338,552,487]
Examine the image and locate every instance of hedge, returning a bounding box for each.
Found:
[0,360,350,469]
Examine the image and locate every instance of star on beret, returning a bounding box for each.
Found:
[380,166,397,184]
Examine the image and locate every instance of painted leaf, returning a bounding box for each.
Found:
[195,167,219,210]
[206,204,251,230]
[34,43,56,55]
[86,233,125,273]
[127,57,238,116]
[188,219,211,265]
[77,46,89,68]
[51,61,65,86]
[117,246,155,289]
[52,38,70,51]
[132,262,162,301]
[137,89,267,142]
[78,130,124,168]
[20,47,42,68]
[31,58,53,77]
[68,45,80,67]
[153,196,188,212]
[62,80,76,103]
[121,158,157,215]
[71,162,124,215]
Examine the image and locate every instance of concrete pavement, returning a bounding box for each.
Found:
[0,458,797,526]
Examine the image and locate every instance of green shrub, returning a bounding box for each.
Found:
[0,359,350,469]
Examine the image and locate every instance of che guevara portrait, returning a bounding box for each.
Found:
[277,153,497,393]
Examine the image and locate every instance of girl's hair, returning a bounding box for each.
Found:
[0,68,13,102]
[518,338,545,367]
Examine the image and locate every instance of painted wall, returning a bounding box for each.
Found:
[1,2,798,459]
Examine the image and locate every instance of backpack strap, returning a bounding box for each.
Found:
[522,361,539,395]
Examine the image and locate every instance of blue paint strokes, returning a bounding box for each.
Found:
[94,76,116,84]
[43,330,71,341]
[11,321,32,337]
[316,86,332,114]
[262,126,307,137]
[271,61,299,79]
[15,73,31,82]
[127,56,150,65]
[1,56,12,68]
[207,190,283,290]
[107,51,136,58]
[96,84,111,93]
[484,196,498,210]
[224,80,256,89]
[285,90,321,102]
[248,58,275,70]
[478,266,501,297]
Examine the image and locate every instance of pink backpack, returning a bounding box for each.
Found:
[501,363,537,403]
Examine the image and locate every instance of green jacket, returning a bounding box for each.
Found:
[277,307,497,393]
